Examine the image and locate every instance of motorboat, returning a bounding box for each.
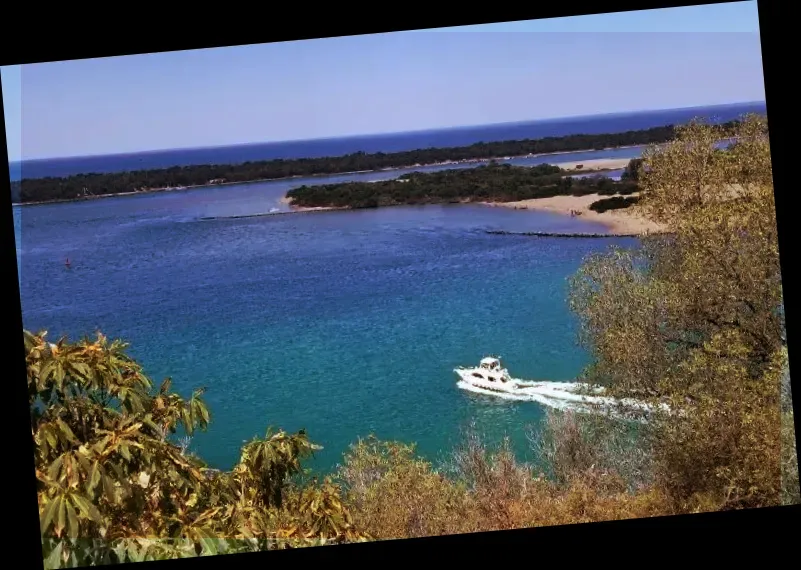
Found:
[455,357,672,418]
[454,356,542,395]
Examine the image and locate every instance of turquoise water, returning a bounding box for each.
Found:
[15,163,638,475]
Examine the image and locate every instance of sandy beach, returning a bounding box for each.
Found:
[552,158,633,172]
[280,195,340,212]
[489,193,665,235]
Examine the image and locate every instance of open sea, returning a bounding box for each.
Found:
[12,101,765,474]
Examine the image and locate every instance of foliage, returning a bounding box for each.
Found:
[780,364,800,505]
[528,410,654,492]
[286,162,640,209]
[782,409,800,505]
[337,436,470,539]
[14,122,745,204]
[27,330,368,568]
[568,114,791,510]
[588,195,640,213]
[336,429,670,540]
[620,158,644,181]
[28,111,797,565]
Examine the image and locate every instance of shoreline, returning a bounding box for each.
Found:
[219,157,655,234]
[11,149,640,208]
[482,192,665,235]
[553,157,632,172]
[210,197,661,238]
[16,152,658,236]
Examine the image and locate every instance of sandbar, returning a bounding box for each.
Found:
[552,158,633,172]
[488,193,665,235]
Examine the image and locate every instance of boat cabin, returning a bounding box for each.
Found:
[469,357,508,383]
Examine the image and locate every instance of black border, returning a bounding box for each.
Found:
[3,1,798,567]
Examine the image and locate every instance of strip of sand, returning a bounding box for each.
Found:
[552,158,633,172]
[490,193,665,235]
[280,195,340,212]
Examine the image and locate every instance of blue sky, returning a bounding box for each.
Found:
[2,2,763,161]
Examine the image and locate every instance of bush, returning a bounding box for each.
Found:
[529,409,654,493]
[588,195,640,213]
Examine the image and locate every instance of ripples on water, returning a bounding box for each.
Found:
[15,104,766,471]
[16,171,640,474]
[20,103,747,471]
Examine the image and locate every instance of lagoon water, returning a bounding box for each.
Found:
[14,103,763,473]
[15,184,637,473]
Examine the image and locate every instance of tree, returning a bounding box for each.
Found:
[568,114,793,510]
[620,158,643,181]
[27,330,367,568]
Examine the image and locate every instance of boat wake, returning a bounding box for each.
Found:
[455,357,669,419]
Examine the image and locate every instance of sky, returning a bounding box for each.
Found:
[1,1,764,162]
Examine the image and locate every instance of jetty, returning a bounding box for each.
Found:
[198,208,340,221]
[485,230,640,238]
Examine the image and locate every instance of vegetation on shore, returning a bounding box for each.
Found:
[13,120,749,204]
[286,162,639,209]
[569,114,792,511]
[31,114,797,567]
[589,195,641,213]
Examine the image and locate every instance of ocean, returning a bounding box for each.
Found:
[12,102,764,474]
[9,101,765,181]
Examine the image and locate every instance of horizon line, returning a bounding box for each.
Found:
[8,99,767,165]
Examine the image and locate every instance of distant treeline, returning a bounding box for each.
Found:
[286,163,640,209]
[11,119,748,204]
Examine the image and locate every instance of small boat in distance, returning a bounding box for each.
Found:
[64,257,71,269]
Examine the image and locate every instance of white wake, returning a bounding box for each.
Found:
[456,379,670,420]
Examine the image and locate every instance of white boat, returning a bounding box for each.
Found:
[454,356,542,395]
[455,356,672,418]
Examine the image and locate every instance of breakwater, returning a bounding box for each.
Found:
[485,230,642,238]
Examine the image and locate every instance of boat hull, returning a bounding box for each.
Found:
[454,369,522,395]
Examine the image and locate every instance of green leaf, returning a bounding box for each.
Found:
[74,450,92,473]
[44,429,58,451]
[92,436,111,455]
[186,493,199,508]
[88,462,101,495]
[199,536,219,556]
[40,495,62,535]
[130,541,148,563]
[112,543,128,563]
[40,361,57,383]
[54,364,66,385]
[66,502,79,539]
[42,540,64,570]
[47,455,65,483]
[71,493,103,523]
[102,474,117,504]
[55,419,78,444]
[56,494,67,536]
[70,362,92,379]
